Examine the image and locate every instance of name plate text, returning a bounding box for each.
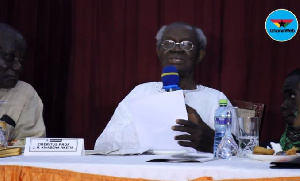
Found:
[24,138,84,156]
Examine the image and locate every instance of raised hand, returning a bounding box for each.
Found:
[171,104,214,152]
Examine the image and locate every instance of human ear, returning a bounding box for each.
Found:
[197,50,206,63]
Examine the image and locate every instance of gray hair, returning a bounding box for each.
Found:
[0,23,26,43]
[155,25,167,47]
[155,23,207,50]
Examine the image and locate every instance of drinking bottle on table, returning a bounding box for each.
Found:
[213,99,231,157]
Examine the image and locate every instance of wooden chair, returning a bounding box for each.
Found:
[230,99,265,124]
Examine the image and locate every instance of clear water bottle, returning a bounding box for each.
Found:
[213,99,231,158]
[216,126,237,159]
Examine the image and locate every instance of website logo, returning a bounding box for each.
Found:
[265,9,298,42]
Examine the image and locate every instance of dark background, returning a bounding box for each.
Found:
[0,0,299,149]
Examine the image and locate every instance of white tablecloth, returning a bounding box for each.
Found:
[0,155,299,181]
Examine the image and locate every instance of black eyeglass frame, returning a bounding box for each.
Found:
[161,40,194,51]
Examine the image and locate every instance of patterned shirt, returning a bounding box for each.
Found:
[280,125,300,151]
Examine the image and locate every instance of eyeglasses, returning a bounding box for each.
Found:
[161,40,194,51]
[0,48,24,64]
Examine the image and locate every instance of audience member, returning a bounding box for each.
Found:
[0,23,46,144]
[280,68,300,151]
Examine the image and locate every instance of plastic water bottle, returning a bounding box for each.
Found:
[213,99,231,158]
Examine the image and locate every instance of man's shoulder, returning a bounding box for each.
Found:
[196,85,225,96]
[122,82,161,102]
[129,82,162,94]
[15,81,36,92]
[133,82,161,90]
[13,81,40,99]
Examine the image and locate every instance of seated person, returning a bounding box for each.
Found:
[94,22,235,153]
[280,68,300,151]
[0,23,46,144]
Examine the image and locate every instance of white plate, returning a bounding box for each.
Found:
[152,150,188,155]
[247,153,300,162]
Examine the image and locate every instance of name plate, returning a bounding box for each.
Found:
[24,138,84,156]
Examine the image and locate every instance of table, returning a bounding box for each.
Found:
[0,154,299,181]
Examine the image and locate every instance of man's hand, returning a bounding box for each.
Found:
[171,104,214,152]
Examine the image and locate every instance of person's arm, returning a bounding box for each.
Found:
[94,101,139,152]
[172,104,214,152]
[11,92,46,140]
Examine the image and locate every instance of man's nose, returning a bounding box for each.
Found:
[280,99,296,112]
[11,59,22,71]
[280,104,286,112]
[172,43,184,52]
[281,100,288,110]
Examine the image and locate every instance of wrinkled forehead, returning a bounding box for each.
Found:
[163,24,196,40]
[283,75,300,92]
[0,30,26,53]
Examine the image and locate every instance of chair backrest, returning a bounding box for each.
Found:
[230,99,265,123]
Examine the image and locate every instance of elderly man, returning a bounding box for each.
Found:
[95,22,233,153]
[0,23,46,143]
[280,68,300,151]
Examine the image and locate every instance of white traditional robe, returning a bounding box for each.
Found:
[95,82,235,152]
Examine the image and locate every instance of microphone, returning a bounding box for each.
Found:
[161,65,181,92]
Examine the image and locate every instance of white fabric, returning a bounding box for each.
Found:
[95,82,236,152]
[0,81,46,141]
[130,90,190,151]
[0,155,299,180]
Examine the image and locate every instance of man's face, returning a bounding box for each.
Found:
[281,75,300,124]
[0,33,26,88]
[156,24,199,74]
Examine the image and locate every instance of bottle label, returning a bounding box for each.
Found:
[215,118,231,124]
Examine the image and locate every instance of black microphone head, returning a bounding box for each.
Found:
[161,66,180,91]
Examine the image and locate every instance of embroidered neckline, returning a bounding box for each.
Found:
[155,82,205,94]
